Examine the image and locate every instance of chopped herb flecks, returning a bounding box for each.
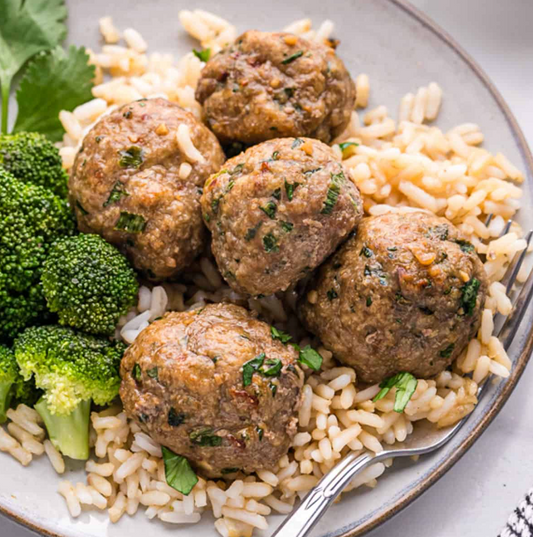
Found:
[114,212,146,233]
[147,367,158,379]
[263,233,279,253]
[338,141,359,155]
[242,354,266,387]
[461,277,480,316]
[192,48,211,62]
[132,363,141,381]
[291,138,304,149]
[104,181,128,207]
[245,222,262,241]
[454,239,475,253]
[327,289,338,300]
[373,372,418,413]
[439,343,455,359]
[360,246,373,258]
[260,200,277,219]
[285,178,300,200]
[260,358,283,377]
[282,51,304,64]
[168,408,186,427]
[118,146,143,169]
[321,171,345,215]
[280,221,294,232]
[271,326,292,344]
[189,428,222,447]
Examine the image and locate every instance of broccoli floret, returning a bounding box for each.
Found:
[0,169,75,341]
[42,234,139,335]
[0,345,18,423]
[14,325,125,460]
[0,132,69,198]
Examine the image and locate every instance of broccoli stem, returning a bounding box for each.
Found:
[1,80,10,134]
[0,380,15,424]
[35,398,91,460]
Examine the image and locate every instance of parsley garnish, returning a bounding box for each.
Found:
[260,200,277,219]
[285,179,300,200]
[281,221,293,232]
[439,343,455,359]
[162,446,198,496]
[168,408,186,427]
[321,171,345,215]
[282,51,304,64]
[263,233,279,253]
[242,354,266,387]
[271,326,292,344]
[327,289,338,300]
[132,363,141,381]
[454,239,475,253]
[118,146,143,169]
[360,246,373,258]
[298,346,322,371]
[373,372,418,413]
[338,142,359,155]
[245,222,262,241]
[461,278,480,316]
[192,48,211,62]
[189,428,222,447]
[104,181,128,207]
[260,358,283,377]
[114,212,146,233]
[147,367,158,379]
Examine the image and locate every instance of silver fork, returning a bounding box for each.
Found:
[272,220,533,537]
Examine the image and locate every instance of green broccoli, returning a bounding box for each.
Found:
[0,344,42,422]
[0,132,69,198]
[14,325,125,460]
[42,234,139,336]
[0,168,75,341]
[0,345,18,423]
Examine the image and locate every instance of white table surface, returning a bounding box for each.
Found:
[1,0,532,535]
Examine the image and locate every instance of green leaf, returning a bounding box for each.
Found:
[373,372,418,413]
[104,181,128,207]
[192,48,211,62]
[162,446,198,496]
[271,326,292,344]
[242,353,265,387]
[0,0,67,132]
[13,45,95,140]
[260,358,282,377]
[298,346,322,371]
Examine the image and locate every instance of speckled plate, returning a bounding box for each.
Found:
[1,0,532,536]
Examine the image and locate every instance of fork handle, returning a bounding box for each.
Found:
[271,451,378,537]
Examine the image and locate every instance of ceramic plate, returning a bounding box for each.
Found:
[1,0,532,536]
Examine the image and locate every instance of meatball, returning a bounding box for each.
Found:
[69,98,225,280]
[201,137,363,296]
[196,31,356,145]
[301,212,488,383]
[120,303,304,478]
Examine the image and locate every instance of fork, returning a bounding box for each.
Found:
[272,219,533,537]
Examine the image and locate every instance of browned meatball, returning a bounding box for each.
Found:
[301,212,488,384]
[69,98,225,280]
[120,303,304,478]
[196,31,356,145]
[200,137,363,296]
